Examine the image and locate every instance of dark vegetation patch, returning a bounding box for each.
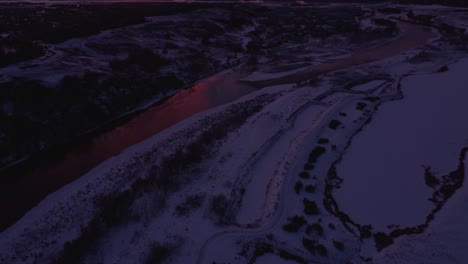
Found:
[248,242,274,264]
[109,48,168,72]
[437,65,449,72]
[0,54,182,170]
[210,194,229,223]
[0,2,220,67]
[0,4,259,171]
[333,240,345,251]
[283,216,307,233]
[407,10,434,25]
[144,242,176,264]
[335,73,390,91]
[343,78,378,90]
[302,238,328,256]
[308,146,326,164]
[299,171,310,179]
[241,240,307,264]
[328,120,342,130]
[363,96,380,102]
[356,102,367,111]
[245,6,365,55]
[408,51,433,64]
[295,181,304,194]
[424,166,440,189]
[318,138,329,144]
[306,223,324,237]
[278,250,307,264]
[51,95,275,263]
[303,198,319,215]
[175,193,205,216]
[373,232,394,252]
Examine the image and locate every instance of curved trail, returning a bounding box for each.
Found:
[196,20,437,263]
[196,96,349,264]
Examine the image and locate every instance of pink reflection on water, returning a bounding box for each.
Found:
[1,20,437,230]
[0,70,253,230]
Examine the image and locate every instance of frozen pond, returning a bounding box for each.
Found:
[335,59,468,230]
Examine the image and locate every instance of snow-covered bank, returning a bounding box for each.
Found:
[0,83,280,264]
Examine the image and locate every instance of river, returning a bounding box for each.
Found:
[0,70,254,231]
[0,19,436,232]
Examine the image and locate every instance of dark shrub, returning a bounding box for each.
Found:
[283,216,307,233]
[278,250,307,264]
[316,244,328,256]
[317,138,329,144]
[360,225,373,239]
[158,74,184,91]
[294,181,303,194]
[424,167,440,188]
[210,194,228,220]
[303,198,319,215]
[363,96,380,102]
[333,240,345,251]
[438,65,449,72]
[356,102,367,111]
[145,242,174,264]
[250,242,274,262]
[308,146,326,163]
[302,238,316,254]
[328,120,342,130]
[306,223,324,236]
[374,232,394,251]
[175,193,205,216]
[299,171,310,179]
[110,48,167,73]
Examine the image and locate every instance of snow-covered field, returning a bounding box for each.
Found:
[2,3,468,264]
[335,58,468,231]
[375,154,468,264]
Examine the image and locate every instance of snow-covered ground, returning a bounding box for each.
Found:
[374,154,468,264]
[2,3,468,264]
[335,58,468,231]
